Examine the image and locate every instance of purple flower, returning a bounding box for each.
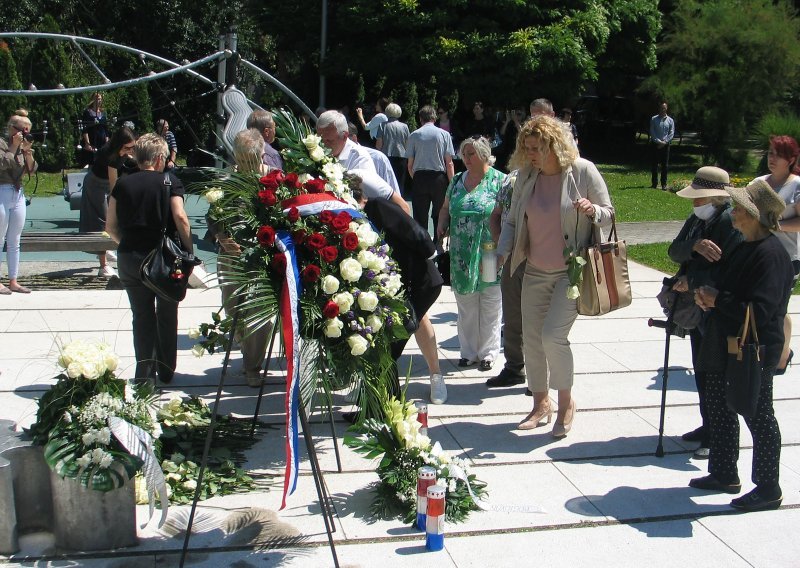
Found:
[366,270,376,280]
[386,316,394,327]
[346,311,355,319]
[352,289,361,297]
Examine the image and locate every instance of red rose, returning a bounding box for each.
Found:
[342,231,359,251]
[301,264,321,283]
[306,232,327,250]
[287,206,300,223]
[258,190,277,206]
[292,229,307,244]
[259,170,285,191]
[271,254,287,273]
[319,210,334,224]
[284,172,301,189]
[322,301,340,319]
[320,245,339,263]
[336,211,352,225]
[257,225,276,247]
[331,216,350,234]
[304,178,327,193]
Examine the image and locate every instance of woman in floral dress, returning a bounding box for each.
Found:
[437,136,504,371]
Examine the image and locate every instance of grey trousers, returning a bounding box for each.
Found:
[521,263,578,392]
[501,261,525,374]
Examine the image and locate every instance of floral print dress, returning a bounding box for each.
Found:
[446,167,504,295]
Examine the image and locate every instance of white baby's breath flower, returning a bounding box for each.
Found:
[63,411,72,424]
[99,453,113,469]
[81,431,96,446]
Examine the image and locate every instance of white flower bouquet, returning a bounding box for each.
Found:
[30,340,160,491]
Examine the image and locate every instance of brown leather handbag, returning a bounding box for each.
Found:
[577,214,632,316]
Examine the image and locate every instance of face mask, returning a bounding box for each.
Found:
[693,203,717,221]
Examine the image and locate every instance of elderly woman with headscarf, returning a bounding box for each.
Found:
[668,167,744,459]
[690,180,793,512]
[436,135,505,372]
[497,115,614,437]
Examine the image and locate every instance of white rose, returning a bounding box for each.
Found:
[323,317,344,338]
[302,133,322,150]
[204,188,223,204]
[66,362,82,378]
[80,361,100,380]
[347,334,369,356]
[383,274,403,297]
[368,256,386,271]
[566,285,581,300]
[104,353,119,373]
[357,291,379,312]
[355,224,378,248]
[187,327,201,340]
[332,291,354,312]
[309,146,325,162]
[366,315,383,333]
[339,258,363,282]
[191,344,206,358]
[357,250,377,268]
[183,479,198,490]
[321,275,340,295]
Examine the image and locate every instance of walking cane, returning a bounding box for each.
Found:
[648,277,680,458]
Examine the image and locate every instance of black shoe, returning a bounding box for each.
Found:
[650,184,657,189]
[661,186,667,191]
[689,475,741,494]
[730,488,783,512]
[486,368,526,387]
[682,426,706,442]
[525,388,533,396]
[458,358,476,367]
[479,359,493,371]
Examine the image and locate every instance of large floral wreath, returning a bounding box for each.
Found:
[197,109,410,505]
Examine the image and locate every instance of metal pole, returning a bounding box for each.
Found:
[319,0,328,110]
[215,33,227,169]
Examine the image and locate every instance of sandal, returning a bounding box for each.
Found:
[0,286,11,296]
[9,285,31,294]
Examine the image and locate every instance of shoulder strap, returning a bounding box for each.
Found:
[160,172,172,234]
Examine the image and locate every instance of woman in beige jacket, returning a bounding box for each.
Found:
[497,116,613,437]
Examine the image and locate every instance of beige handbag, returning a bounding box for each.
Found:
[577,214,632,316]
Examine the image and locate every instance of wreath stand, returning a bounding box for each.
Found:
[178,310,340,568]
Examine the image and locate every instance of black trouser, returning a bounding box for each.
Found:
[689,328,710,447]
[651,142,670,188]
[706,369,781,492]
[411,170,449,237]
[388,156,409,198]
[118,250,179,381]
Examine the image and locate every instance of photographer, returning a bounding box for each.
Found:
[79,126,136,279]
[668,167,743,458]
[0,109,37,294]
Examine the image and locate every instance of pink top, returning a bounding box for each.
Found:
[525,173,566,270]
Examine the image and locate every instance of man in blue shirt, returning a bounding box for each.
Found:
[650,102,675,190]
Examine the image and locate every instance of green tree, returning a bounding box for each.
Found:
[650,0,800,166]
[0,41,27,121]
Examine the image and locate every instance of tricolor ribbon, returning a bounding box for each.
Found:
[276,230,302,509]
[281,192,366,220]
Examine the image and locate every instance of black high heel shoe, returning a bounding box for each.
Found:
[775,349,794,376]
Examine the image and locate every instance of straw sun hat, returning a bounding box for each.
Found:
[676,166,732,199]
[726,179,785,231]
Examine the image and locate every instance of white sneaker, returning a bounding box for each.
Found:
[105,250,117,261]
[98,265,118,279]
[430,374,447,404]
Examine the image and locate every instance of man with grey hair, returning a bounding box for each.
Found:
[246,110,283,170]
[530,98,555,118]
[377,102,410,196]
[317,110,375,172]
[406,105,455,237]
[232,128,267,174]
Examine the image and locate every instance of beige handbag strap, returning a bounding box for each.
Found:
[739,303,759,346]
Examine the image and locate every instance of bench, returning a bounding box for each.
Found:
[20,232,117,253]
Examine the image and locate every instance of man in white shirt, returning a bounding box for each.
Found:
[317,110,375,172]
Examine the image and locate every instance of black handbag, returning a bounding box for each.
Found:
[140,173,201,303]
[725,303,763,418]
[436,236,451,287]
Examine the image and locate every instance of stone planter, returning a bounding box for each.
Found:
[50,470,138,551]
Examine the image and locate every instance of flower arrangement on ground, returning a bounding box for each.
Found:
[152,396,260,504]
[345,395,487,523]
[30,339,161,492]
[563,245,587,300]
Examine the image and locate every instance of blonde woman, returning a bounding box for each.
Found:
[497,115,613,437]
[0,110,37,294]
